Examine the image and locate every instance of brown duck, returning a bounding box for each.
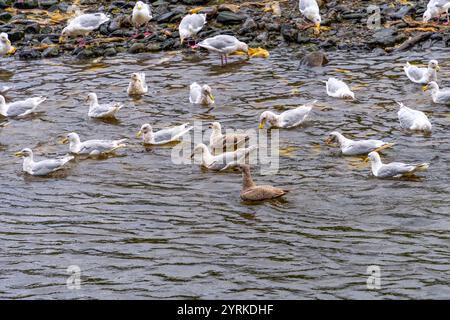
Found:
[239,165,289,201]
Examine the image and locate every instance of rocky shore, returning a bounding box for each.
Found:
[0,0,448,60]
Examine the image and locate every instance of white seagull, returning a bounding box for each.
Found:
[62,132,127,156]
[209,122,249,154]
[127,72,148,96]
[299,0,321,33]
[0,32,14,56]
[137,123,193,145]
[191,143,257,171]
[325,132,394,156]
[0,95,46,117]
[59,13,110,46]
[189,82,214,105]
[325,77,355,100]
[86,93,123,119]
[404,60,440,84]
[397,102,432,132]
[367,151,429,178]
[423,81,450,104]
[132,1,152,37]
[423,0,450,23]
[14,148,74,176]
[179,13,207,46]
[259,102,314,129]
[198,35,249,66]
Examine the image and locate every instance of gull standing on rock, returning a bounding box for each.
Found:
[423,81,450,104]
[62,132,127,156]
[397,102,432,132]
[59,13,110,46]
[325,77,355,100]
[14,148,74,176]
[86,93,123,119]
[404,60,440,84]
[423,0,450,24]
[259,102,314,129]
[325,132,394,156]
[0,33,15,56]
[127,73,148,96]
[209,122,249,154]
[0,95,46,117]
[299,0,322,34]
[239,165,289,201]
[198,35,249,66]
[366,151,429,178]
[137,123,193,145]
[189,82,214,105]
[132,1,153,38]
[179,13,207,46]
[191,143,257,171]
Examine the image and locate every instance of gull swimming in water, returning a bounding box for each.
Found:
[132,1,152,37]
[209,122,249,154]
[299,0,321,33]
[137,123,193,145]
[127,73,148,96]
[0,32,14,56]
[423,0,450,23]
[191,143,257,171]
[325,77,355,100]
[404,60,440,84]
[86,93,123,119]
[198,35,249,66]
[59,13,110,46]
[259,101,314,129]
[14,148,74,176]
[397,102,432,132]
[366,151,429,178]
[179,13,207,46]
[325,132,394,156]
[0,95,46,117]
[239,165,289,201]
[423,81,450,104]
[62,132,127,156]
[189,82,214,105]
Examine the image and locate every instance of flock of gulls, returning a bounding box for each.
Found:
[1,1,449,202]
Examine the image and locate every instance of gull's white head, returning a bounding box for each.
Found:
[367,151,381,163]
[191,143,209,158]
[424,81,439,92]
[63,132,80,145]
[237,41,249,55]
[59,27,71,43]
[137,123,152,138]
[423,9,432,23]
[428,60,440,71]
[135,1,145,10]
[258,111,276,129]
[14,148,33,158]
[201,85,214,101]
[86,93,98,104]
[209,122,221,132]
[0,32,10,45]
[326,131,342,144]
[0,95,5,105]
[131,73,140,81]
[179,28,191,45]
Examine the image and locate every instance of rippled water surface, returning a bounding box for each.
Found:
[0,48,449,299]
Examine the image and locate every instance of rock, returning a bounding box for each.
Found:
[389,6,415,20]
[280,24,297,42]
[218,4,240,13]
[299,52,329,67]
[147,43,161,51]
[128,42,146,53]
[216,12,246,25]
[156,12,176,23]
[14,0,39,9]
[41,37,55,45]
[370,28,398,47]
[238,17,257,35]
[103,47,117,57]
[25,23,40,34]
[161,38,175,50]
[8,30,25,42]
[40,0,58,8]
[42,46,59,58]
[18,49,41,60]
[0,12,12,22]
[198,7,218,17]
[256,32,268,42]
[76,49,95,60]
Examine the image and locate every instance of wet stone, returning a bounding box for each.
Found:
[216,12,246,25]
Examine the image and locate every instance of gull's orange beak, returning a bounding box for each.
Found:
[60,137,69,144]
[14,151,24,157]
[136,130,143,138]
[422,85,429,92]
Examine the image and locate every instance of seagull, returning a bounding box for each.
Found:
[14,148,74,176]
[423,0,450,24]
[239,165,289,201]
[191,143,257,171]
[259,101,314,129]
[86,93,123,119]
[59,13,110,46]
[299,0,322,34]
[189,82,214,105]
[0,95,46,117]
[179,13,207,46]
[325,132,394,156]
[0,32,15,56]
[137,123,193,145]
[423,81,450,104]
[397,102,432,132]
[325,77,355,100]
[62,132,127,156]
[127,73,148,96]
[404,60,440,84]
[209,122,249,154]
[366,151,429,178]
[132,1,152,38]
[197,35,249,66]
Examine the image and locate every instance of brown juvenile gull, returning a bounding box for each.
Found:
[239,165,289,201]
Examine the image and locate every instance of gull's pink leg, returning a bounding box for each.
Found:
[144,23,152,37]
[77,37,86,48]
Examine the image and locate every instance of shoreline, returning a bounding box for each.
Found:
[0,0,448,60]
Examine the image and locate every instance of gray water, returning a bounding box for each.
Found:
[0,47,449,299]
